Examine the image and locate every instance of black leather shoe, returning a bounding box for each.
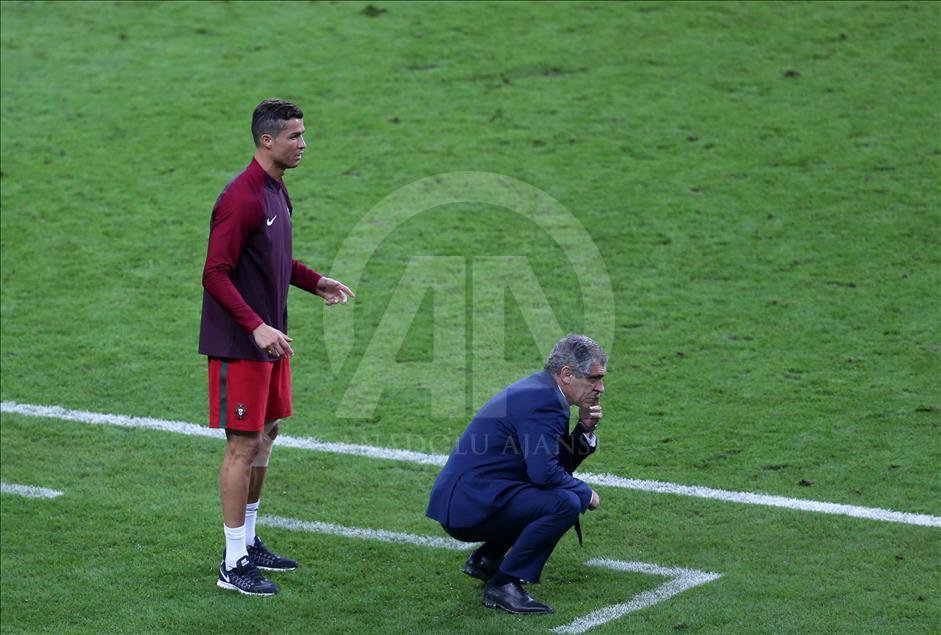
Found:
[463,551,502,581]
[482,580,554,614]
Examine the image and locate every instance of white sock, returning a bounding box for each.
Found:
[224,523,247,569]
[245,500,260,546]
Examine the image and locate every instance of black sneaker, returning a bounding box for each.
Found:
[247,536,297,571]
[217,555,280,596]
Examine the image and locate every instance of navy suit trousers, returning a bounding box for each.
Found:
[443,485,582,583]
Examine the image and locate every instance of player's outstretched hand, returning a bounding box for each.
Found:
[252,323,294,357]
[316,277,356,306]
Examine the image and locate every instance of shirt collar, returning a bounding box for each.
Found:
[248,157,283,189]
[557,384,570,406]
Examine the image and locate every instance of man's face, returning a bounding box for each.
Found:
[562,362,606,407]
[266,118,306,170]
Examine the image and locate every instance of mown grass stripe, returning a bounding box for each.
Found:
[2,400,939,528]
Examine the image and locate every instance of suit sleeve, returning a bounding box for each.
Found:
[201,192,265,333]
[518,404,594,510]
[559,420,597,474]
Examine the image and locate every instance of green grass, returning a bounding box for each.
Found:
[2,1,939,632]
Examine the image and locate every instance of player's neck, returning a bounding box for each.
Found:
[254,151,285,181]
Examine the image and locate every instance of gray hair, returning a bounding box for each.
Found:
[544,334,607,377]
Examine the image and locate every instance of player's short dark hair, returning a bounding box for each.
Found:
[544,334,607,377]
[252,99,304,146]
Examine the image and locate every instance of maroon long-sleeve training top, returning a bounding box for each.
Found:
[198,158,321,361]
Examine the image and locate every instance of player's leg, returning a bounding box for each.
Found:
[247,420,277,505]
[220,429,262,562]
[245,356,297,571]
[244,418,277,544]
[209,358,280,596]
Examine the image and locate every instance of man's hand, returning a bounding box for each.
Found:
[579,401,602,432]
[316,277,355,306]
[252,323,294,357]
[588,489,600,511]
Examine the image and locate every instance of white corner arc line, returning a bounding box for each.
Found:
[553,558,722,634]
[257,513,718,634]
[1,482,64,499]
[258,514,474,551]
[583,558,721,580]
[2,400,939,528]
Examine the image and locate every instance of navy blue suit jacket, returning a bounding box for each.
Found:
[427,371,594,529]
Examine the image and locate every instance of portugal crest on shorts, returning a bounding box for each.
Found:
[235,403,247,420]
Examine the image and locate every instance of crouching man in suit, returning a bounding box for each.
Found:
[426,334,606,614]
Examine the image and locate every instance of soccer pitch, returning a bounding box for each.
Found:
[1,1,939,633]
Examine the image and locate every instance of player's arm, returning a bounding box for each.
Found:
[202,196,264,331]
[291,261,356,306]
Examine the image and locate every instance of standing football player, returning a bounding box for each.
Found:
[199,98,354,596]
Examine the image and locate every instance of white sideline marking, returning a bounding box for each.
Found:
[0,482,63,499]
[580,473,941,528]
[259,513,719,633]
[553,559,722,634]
[2,400,939,528]
[259,514,472,551]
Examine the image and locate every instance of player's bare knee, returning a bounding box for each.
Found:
[226,430,263,464]
[236,442,261,462]
[264,419,280,441]
[253,420,279,467]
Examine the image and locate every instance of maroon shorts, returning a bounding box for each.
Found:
[208,357,292,432]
